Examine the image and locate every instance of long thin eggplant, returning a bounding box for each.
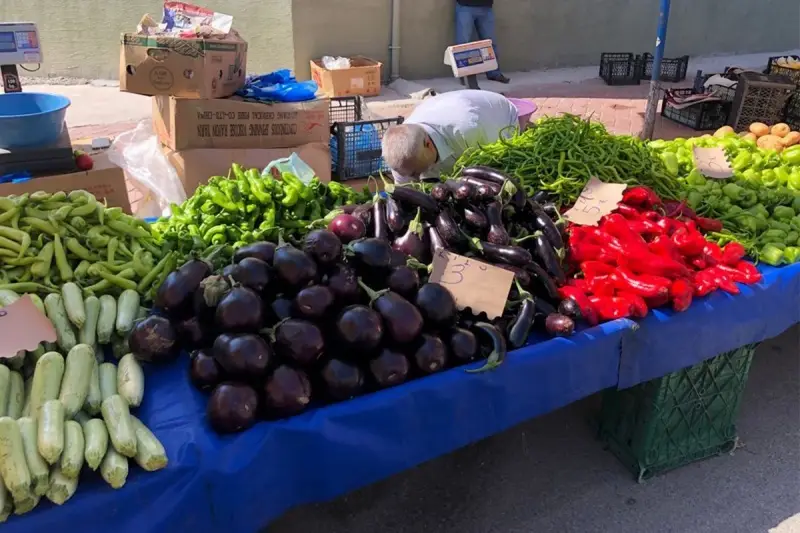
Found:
[532,234,566,285]
[531,190,551,204]
[443,180,475,202]
[463,204,488,230]
[460,166,525,209]
[465,322,507,373]
[426,224,447,256]
[435,210,462,246]
[541,203,560,221]
[478,241,532,267]
[508,297,536,349]
[459,176,501,198]
[485,202,510,245]
[389,186,440,214]
[373,198,389,241]
[429,183,451,203]
[384,196,407,234]
[528,200,564,250]
[523,261,560,302]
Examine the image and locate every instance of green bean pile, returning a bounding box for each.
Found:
[448,114,681,206]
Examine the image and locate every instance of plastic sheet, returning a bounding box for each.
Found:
[6,320,630,533]
[618,263,800,388]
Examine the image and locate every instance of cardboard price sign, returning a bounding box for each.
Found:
[0,295,57,359]
[563,177,627,226]
[428,250,514,319]
[693,146,733,179]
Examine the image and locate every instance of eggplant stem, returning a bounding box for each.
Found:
[408,208,423,237]
[357,278,388,304]
[514,279,533,302]
[465,322,507,373]
[406,257,430,272]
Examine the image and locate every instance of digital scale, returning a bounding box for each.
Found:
[0,22,42,93]
[0,22,75,179]
[444,39,498,90]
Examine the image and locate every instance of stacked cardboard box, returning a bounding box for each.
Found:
[119,27,331,195]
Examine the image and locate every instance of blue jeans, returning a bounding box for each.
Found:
[455,4,501,76]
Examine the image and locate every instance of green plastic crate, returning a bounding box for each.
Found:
[599,344,757,482]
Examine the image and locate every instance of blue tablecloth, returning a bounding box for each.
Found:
[5,320,631,533]
[618,262,800,388]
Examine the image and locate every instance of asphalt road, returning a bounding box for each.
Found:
[269,326,800,533]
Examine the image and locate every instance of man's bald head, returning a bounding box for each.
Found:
[381,124,435,178]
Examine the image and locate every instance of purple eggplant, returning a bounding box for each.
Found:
[234,242,277,265]
[325,263,361,303]
[414,283,457,327]
[303,229,343,266]
[426,224,447,256]
[263,366,312,418]
[231,257,272,293]
[435,210,462,246]
[463,204,488,230]
[373,198,389,240]
[387,265,420,298]
[389,185,439,214]
[430,183,451,203]
[444,180,475,202]
[212,333,272,380]
[485,201,510,245]
[321,359,364,400]
[293,285,335,319]
[274,319,325,366]
[360,281,423,344]
[273,242,318,289]
[392,208,427,261]
[207,382,259,434]
[385,196,407,234]
[411,334,448,374]
[335,304,384,353]
[369,348,410,388]
[215,286,264,332]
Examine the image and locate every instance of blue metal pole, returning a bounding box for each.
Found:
[641,0,672,139]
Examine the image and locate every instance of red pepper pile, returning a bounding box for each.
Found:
[561,186,763,324]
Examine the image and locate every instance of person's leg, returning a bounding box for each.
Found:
[474,7,510,83]
[455,4,477,86]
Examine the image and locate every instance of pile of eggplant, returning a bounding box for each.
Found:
[329,166,582,343]
[144,226,511,434]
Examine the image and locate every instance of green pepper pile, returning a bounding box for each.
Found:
[151,164,369,254]
[0,191,173,300]
[448,114,682,206]
[649,135,800,265]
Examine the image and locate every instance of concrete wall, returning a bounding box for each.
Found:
[292,0,800,80]
[3,0,799,82]
[0,0,294,81]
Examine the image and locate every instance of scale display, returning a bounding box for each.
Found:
[0,23,42,64]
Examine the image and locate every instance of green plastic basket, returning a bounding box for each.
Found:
[599,344,757,482]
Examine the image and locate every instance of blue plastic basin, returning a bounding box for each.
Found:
[0,92,71,149]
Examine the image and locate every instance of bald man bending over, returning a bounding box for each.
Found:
[381,90,534,184]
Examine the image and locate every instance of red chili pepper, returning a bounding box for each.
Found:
[689,256,707,270]
[588,296,633,321]
[671,227,706,257]
[623,186,661,209]
[721,242,746,266]
[735,260,762,284]
[708,268,740,294]
[601,214,649,251]
[567,278,590,292]
[614,203,643,219]
[693,269,718,297]
[640,210,662,222]
[611,266,671,298]
[694,216,723,233]
[683,219,699,233]
[580,261,616,278]
[654,217,678,235]
[620,249,691,279]
[616,291,649,318]
[568,242,615,264]
[627,219,663,236]
[583,228,627,256]
[669,278,694,312]
[702,242,723,267]
[648,235,683,261]
[713,264,749,283]
[558,286,599,326]
[587,275,616,297]
[644,290,670,308]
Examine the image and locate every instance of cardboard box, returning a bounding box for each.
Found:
[163,142,331,196]
[0,151,132,213]
[119,32,247,98]
[153,96,330,151]
[310,56,382,97]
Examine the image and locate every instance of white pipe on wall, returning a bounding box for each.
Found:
[390,0,401,80]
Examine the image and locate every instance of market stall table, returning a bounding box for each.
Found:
[618,262,800,388]
[4,320,630,533]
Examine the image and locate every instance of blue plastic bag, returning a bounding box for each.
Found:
[236,69,318,103]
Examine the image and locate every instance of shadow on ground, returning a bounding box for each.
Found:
[269,326,800,533]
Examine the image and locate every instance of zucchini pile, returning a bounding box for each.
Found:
[0,290,166,521]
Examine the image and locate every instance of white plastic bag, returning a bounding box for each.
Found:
[322,56,351,70]
[107,121,187,218]
[263,153,317,184]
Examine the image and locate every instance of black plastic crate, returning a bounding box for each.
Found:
[329,96,362,125]
[331,117,403,181]
[766,55,800,86]
[641,53,689,83]
[599,53,641,86]
[661,88,731,131]
[729,71,795,131]
[784,90,800,117]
